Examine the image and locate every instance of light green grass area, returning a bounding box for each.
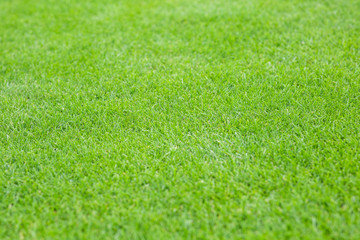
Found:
[1,0,359,239]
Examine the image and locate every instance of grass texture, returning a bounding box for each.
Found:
[0,0,360,239]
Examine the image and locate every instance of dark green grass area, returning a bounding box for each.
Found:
[1,0,360,239]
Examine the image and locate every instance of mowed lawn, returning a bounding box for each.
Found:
[1,0,359,239]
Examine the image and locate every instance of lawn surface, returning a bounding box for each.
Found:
[1,0,360,239]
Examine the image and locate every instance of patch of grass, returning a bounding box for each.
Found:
[1,0,359,239]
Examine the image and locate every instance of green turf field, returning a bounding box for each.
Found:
[1,0,359,239]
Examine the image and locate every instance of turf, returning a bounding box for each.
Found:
[0,0,360,239]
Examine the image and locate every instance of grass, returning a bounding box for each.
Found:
[0,0,360,239]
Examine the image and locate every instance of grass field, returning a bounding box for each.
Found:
[1,0,360,239]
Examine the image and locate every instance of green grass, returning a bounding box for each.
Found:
[1,0,360,239]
